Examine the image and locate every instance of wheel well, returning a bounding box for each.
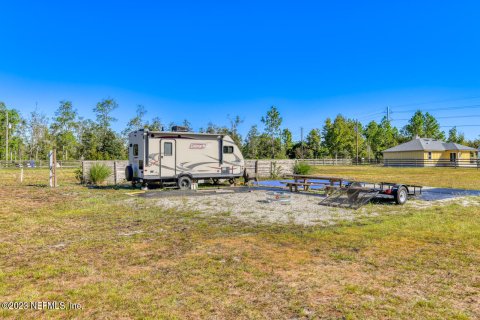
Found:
[177,174,193,181]
[394,184,408,194]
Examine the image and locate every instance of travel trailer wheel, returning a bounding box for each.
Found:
[125,165,133,181]
[228,178,236,185]
[212,178,220,185]
[178,176,192,190]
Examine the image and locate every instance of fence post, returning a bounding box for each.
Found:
[82,161,85,184]
[114,161,118,184]
[49,149,57,188]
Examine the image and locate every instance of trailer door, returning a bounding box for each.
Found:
[160,139,176,177]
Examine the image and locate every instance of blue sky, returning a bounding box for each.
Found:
[1,0,480,140]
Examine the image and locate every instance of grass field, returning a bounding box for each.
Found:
[312,165,480,190]
[0,168,479,319]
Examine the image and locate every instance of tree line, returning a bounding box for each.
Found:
[0,100,479,161]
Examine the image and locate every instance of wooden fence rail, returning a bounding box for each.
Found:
[0,160,82,168]
[383,158,480,168]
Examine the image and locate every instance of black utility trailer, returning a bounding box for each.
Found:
[322,181,423,209]
[286,174,423,209]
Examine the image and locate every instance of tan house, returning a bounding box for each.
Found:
[383,137,479,167]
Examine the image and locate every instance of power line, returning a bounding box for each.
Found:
[392,114,480,121]
[390,95,480,109]
[356,111,385,120]
[393,103,480,114]
[431,114,480,119]
[440,124,480,128]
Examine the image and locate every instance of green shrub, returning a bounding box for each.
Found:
[270,161,283,179]
[293,162,312,175]
[74,167,84,183]
[88,163,112,185]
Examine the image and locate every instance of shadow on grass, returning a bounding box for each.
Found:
[86,184,134,190]
[26,184,49,188]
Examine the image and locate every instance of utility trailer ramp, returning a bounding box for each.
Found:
[320,185,380,210]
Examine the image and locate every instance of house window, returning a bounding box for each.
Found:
[470,152,476,164]
[223,146,234,154]
[133,144,139,157]
[428,152,432,160]
[164,142,173,156]
[450,153,456,162]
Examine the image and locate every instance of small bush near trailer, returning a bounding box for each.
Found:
[293,161,312,175]
[88,163,112,185]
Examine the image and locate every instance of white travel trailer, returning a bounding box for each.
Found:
[125,127,246,189]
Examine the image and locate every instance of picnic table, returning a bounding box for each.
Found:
[281,174,349,192]
[290,174,347,186]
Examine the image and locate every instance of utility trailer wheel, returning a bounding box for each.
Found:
[178,176,192,190]
[394,186,408,205]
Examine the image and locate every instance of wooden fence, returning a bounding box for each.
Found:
[244,159,352,177]
[0,160,82,168]
[79,158,354,184]
[81,161,129,184]
[383,159,480,168]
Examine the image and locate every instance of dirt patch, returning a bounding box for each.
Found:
[150,190,375,226]
[0,185,68,215]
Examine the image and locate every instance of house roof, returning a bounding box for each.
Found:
[383,138,477,153]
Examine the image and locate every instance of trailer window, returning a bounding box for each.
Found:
[428,152,432,160]
[133,144,139,157]
[223,146,234,154]
[164,142,173,156]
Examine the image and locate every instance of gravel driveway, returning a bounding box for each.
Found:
[152,190,375,226]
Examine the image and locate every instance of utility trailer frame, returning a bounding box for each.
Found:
[321,179,423,209]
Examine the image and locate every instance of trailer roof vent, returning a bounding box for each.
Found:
[171,126,189,132]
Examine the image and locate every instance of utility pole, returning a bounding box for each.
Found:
[355,120,359,165]
[300,127,304,159]
[5,108,8,162]
[386,106,391,122]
